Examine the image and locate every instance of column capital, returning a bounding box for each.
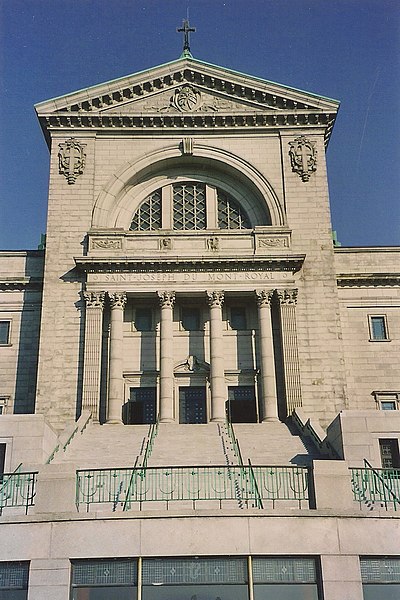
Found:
[276,288,298,305]
[83,291,105,309]
[108,292,127,310]
[158,291,176,308]
[206,290,224,308]
[256,289,275,308]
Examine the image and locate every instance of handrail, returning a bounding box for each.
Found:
[364,459,400,508]
[0,466,38,515]
[122,416,160,512]
[77,464,309,511]
[47,410,93,464]
[350,461,400,511]
[248,459,264,509]
[225,417,244,466]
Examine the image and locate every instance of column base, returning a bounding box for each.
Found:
[159,417,175,423]
[210,417,225,423]
[262,417,280,423]
[105,419,123,425]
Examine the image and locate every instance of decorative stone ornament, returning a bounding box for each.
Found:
[288,136,317,182]
[58,138,86,184]
[171,85,202,112]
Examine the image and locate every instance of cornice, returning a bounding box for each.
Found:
[0,277,43,291]
[337,273,400,287]
[74,255,305,274]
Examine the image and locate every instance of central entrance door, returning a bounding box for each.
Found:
[179,386,207,424]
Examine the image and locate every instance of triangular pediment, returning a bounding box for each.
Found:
[35,57,339,146]
[36,57,339,115]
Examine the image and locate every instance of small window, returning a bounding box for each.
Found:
[134,308,152,332]
[369,315,389,341]
[0,561,29,599]
[230,307,247,330]
[181,307,201,331]
[373,391,399,411]
[379,439,400,469]
[361,556,400,599]
[0,321,11,345]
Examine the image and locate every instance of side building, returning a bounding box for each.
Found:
[0,55,399,600]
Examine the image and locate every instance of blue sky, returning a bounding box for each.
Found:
[0,0,399,249]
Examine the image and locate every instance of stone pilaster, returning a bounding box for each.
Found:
[256,290,279,422]
[206,291,226,422]
[158,291,176,423]
[82,291,105,421]
[107,292,127,424]
[276,288,302,415]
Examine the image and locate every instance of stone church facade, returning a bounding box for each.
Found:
[0,56,399,599]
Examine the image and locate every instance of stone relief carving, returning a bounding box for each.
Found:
[276,288,298,305]
[159,238,172,250]
[83,291,105,309]
[256,289,275,307]
[158,291,176,308]
[171,85,202,112]
[207,237,220,251]
[91,238,122,250]
[258,237,289,248]
[288,136,317,182]
[58,138,86,184]
[206,290,224,307]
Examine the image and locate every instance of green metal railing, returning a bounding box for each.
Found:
[0,465,38,515]
[350,460,400,511]
[76,464,309,512]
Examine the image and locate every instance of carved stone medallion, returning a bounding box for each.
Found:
[58,138,86,184]
[171,85,202,112]
[288,136,317,182]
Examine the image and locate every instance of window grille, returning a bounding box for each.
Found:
[142,557,247,585]
[0,562,29,590]
[130,190,162,231]
[173,183,206,230]
[252,557,317,583]
[218,190,250,229]
[71,559,137,586]
[360,558,400,583]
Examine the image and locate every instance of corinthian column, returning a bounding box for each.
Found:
[107,292,127,424]
[82,291,105,421]
[277,289,302,415]
[158,291,175,423]
[256,290,279,422]
[206,291,226,422]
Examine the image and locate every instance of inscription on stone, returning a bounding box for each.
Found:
[89,270,291,284]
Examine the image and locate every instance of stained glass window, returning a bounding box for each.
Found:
[130,190,162,231]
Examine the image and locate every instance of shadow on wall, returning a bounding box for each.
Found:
[13,252,44,414]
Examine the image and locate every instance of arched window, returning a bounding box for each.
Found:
[217,190,250,229]
[130,189,161,231]
[130,183,251,231]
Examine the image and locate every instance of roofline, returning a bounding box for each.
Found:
[35,56,340,110]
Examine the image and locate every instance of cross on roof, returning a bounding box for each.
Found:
[177,19,196,57]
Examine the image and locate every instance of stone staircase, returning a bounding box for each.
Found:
[51,423,149,469]
[148,424,226,467]
[232,422,323,466]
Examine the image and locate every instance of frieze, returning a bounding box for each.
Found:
[89,270,292,285]
[91,238,123,250]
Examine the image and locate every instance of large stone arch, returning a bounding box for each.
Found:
[92,144,285,229]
